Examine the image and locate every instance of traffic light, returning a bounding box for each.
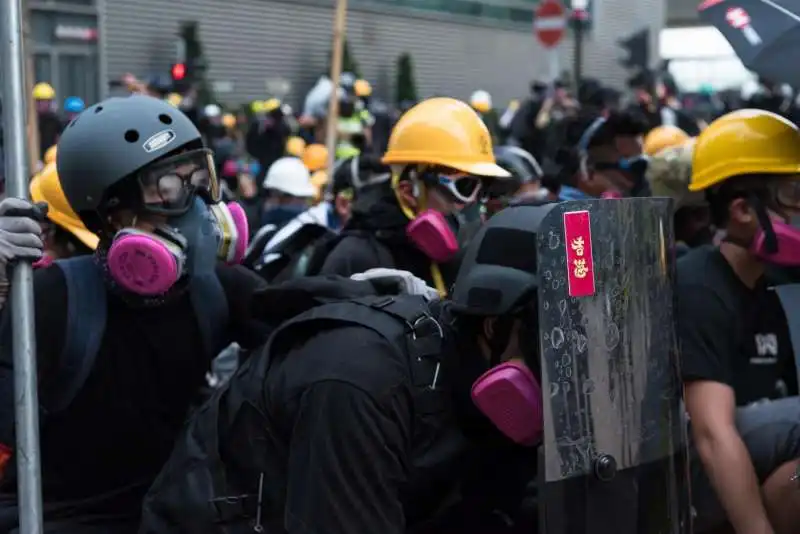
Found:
[170,63,189,93]
[618,28,650,71]
[171,63,186,81]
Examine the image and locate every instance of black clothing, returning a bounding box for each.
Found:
[676,246,797,404]
[629,103,700,136]
[0,264,269,529]
[318,193,460,289]
[140,280,537,533]
[38,111,64,157]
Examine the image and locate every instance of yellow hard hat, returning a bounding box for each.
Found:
[251,100,265,113]
[354,79,372,98]
[30,163,99,250]
[166,93,183,108]
[286,136,307,158]
[221,113,237,129]
[643,125,690,156]
[43,145,58,166]
[32,83,55,101]
[302,144,329,172]
[382,97,509,177]
[690,109,800,192]
[263,98,281,113]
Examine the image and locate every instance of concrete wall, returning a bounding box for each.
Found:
[100,0,666,107]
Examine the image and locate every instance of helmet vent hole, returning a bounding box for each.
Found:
[159,114,173,125]
[94,106,103,114]
[124,129,140,143]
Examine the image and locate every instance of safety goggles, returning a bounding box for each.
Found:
[771,178,800,210]
[425,172,482,204]
[591,156,649,177]
[137,148,220,215]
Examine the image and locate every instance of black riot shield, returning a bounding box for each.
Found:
[535,198,691,534]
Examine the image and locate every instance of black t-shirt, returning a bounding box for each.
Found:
[677,246,797,405]
[2,263,269,518]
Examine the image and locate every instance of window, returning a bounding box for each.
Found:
[34,53,52,85]
[58,54,98,105]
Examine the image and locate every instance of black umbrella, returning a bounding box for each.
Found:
[699,0,800,87]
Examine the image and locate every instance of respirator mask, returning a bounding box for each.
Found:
[469,310,544,447]
[104,149,250,296]
[398,167,482,263]
[737,182,800,266]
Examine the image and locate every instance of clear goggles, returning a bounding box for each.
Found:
[422,171,483,204]
[137,148,220,215]
[770,179,800,210]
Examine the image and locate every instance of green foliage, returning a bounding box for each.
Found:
[180,21,215,106]
[327,37,361,78]
[395,52,418,105]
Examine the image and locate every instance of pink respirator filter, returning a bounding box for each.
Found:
[106,231,183,296]
[471,361,544,446]
[406,210,459,263]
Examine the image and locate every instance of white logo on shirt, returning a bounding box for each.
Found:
[752,333,778,364]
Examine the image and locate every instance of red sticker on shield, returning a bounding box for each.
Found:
[563,210,596,297]
[726,7,750,29]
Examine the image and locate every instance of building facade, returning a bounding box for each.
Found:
[28,0,667,108]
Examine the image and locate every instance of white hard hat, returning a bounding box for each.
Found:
[263,157,317,198]
[204,104,222,118]
[469,90,492,110]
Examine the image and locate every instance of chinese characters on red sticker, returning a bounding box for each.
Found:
[563,210,596,297]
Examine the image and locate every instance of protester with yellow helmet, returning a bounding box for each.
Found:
[316,97,508,296]
[32,82,62,158]
[643,125,690,156]
[677,109,800,534]
[30,162,98,263]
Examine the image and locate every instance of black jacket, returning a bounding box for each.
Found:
[140,280,537,533]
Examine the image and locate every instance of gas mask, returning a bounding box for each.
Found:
[469,314,543,447]
[723,187,800,267]
[106,197,249,296]
[103,149,249,296]
[397,168,482,263]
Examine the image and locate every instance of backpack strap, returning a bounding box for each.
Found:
[189,273,230,359]
[771,284,800,389]
[48,256,108,413]
[269,294,443,389]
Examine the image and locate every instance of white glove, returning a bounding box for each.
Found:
[351,268,439,301]
[0,198,45,285]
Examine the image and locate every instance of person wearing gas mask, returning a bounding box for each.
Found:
[318,97,510,296]
[557,111,650,200]
[0,95,271,533]
[677,109,800,534]
[140,204,546,534]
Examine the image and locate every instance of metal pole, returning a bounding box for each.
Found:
[572,22,584,87]
[0,0,45,531]
[324,0,348,175]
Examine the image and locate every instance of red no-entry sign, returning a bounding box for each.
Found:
[534,0,567,48]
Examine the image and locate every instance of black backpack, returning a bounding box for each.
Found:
[139,276,444,533]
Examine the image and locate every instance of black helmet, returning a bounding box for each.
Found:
[57,94,202,215]
[451,204,555,316]
[493,146,542,184]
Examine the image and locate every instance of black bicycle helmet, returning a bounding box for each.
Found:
[57,94,202,216]
[494,146,543,184]
[450,204,555,316]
